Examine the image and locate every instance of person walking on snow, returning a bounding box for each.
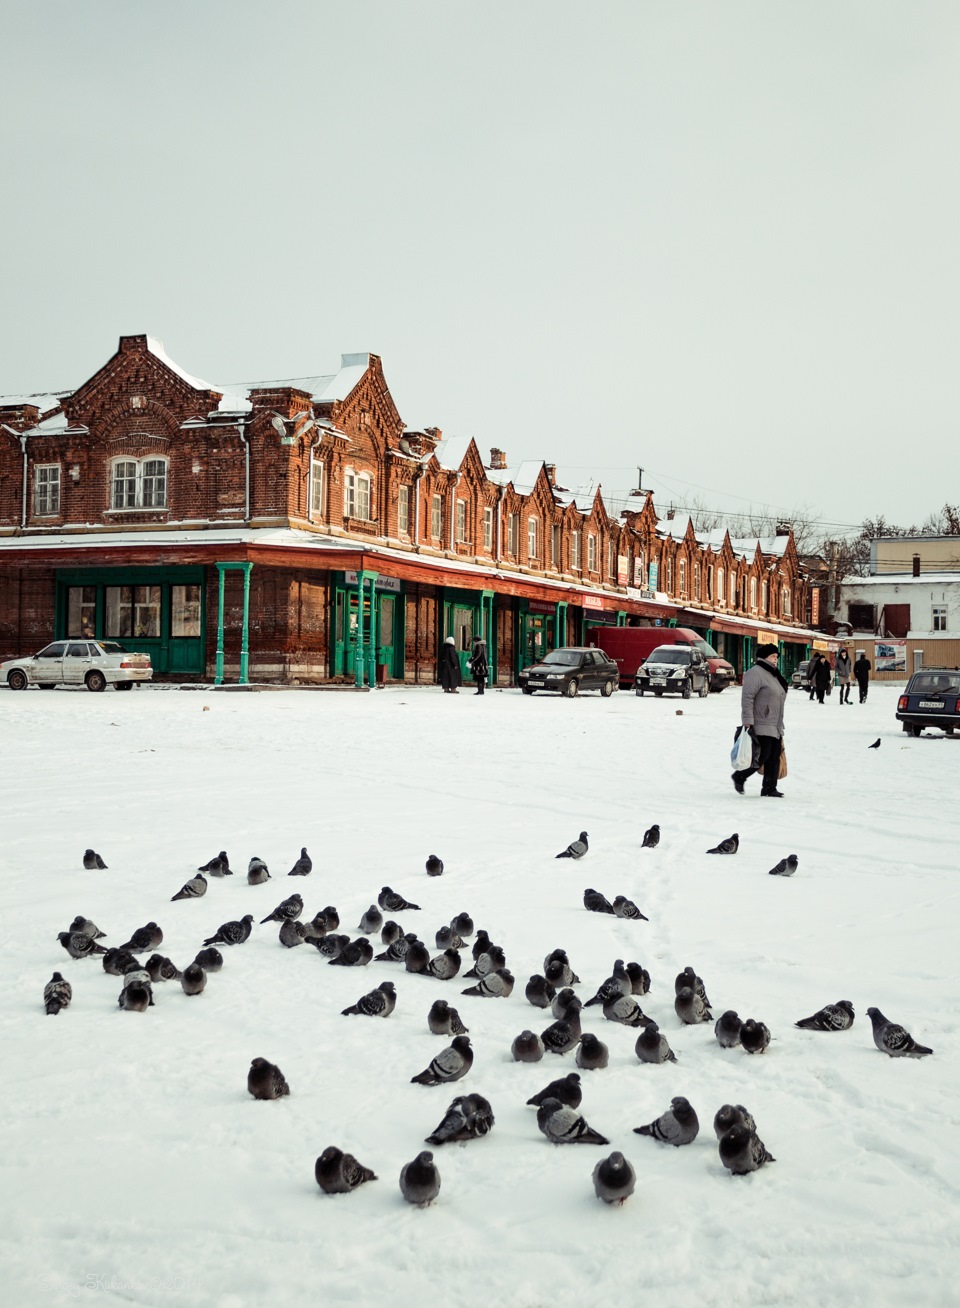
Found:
[812,653,832,705]
[439,636,462,694]
[854,650,872,703]
[732,643,788,798]
[468,637,488,695]
[807,652,822,700]
[836,646,853,705]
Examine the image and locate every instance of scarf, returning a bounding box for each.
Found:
[757,659,790,692]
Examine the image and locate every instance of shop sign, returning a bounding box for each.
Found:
[344,572,402,593]
[648,561,658,591]
[633,559,645,586]
[810,588,820,624]
[875,639,906,672]
[581,594,603,611]
[527,599,556,615]
[617,556,629,585]
[757,630,779,645]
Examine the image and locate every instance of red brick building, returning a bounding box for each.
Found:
[0,335,815,685]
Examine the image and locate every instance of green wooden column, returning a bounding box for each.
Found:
[354,569,378,687]
[616,610,627,627]
[481,589,494,685]
[215,561,254,685]
[556,601,568,648]
[215,567,227,685]
[366,573,378,688]
[239,564,253,685]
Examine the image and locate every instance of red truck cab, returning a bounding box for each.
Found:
[587,626,736,692]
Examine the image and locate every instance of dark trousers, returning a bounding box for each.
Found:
[733,735,782,794]
[857,677,868,703]
[815,685,826,703]
[474,675,485,695]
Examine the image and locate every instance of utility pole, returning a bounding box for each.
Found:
[826,540,838,628]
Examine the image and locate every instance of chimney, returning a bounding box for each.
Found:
[775,521,792,537]
[489,447,507,470]
[544,463,556,487]
[912,553,921,577]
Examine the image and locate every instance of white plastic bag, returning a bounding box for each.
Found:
[731,726,753,770]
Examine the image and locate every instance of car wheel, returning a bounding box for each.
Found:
[522,687,534,695]
[908,724,922,737]
[601,678,615,698]
[85,670,107,693]
[115,681,133,691]
[681,682,692,700]
[7,669,28,691]
[564,678,579,698]
[699,677,709,697]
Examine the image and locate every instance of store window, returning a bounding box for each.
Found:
[34,465,61,516]
[172,584,202,637]
[452,605,473,650]
[105,585,162,638]
[67,586,97,637]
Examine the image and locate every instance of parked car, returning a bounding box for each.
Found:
[589,626,735,691]
[0,640,153,692]
[518,647,619,697]
[896,668,960,736]
[635,645,711,699]
[792,659,813,691]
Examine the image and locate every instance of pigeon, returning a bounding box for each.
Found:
[576,1033,610,1070]
[550,989,582,1022]
[713,1105,756,1139]
[376,932,416,963]
[584,973,629,1009]
[122,965,154,997]
[625,962,651,996]
[768,854,798,877]
[583,888,615,914]
[357,904,384,935]
[180,962,207,995]
[288,847,312,877]
[740,1019,771,1055]
[603,994,652,1028]
[279,920,307,948]
[434,925,463,951]
[641,824,660,849]
[198,851,230,876]
[635,1021,677,1064]
[707,832,739,855]
[57,931,106,960]
[119,922,163,953]
[675,966,712,1008]
[425,854,444,877]
[425,1093,495,1145]
[247,1057,290,1100]
[411,1035,473,1085]
[868,738,881,749]
[171,873,207,902]
[302,914,329,943]
[342,980,397,1017]
[328,937,374,968]
[541,1016,582,1056]
[461,967,514,998]
[429,948,462,981]
[866,1007,933,1058]
[593,1152,637,1204]
[556,831,589,860]
[68,916,106,939]
[795,1000,855,1032]
[203,915,254,947]
[399,1151,440,1207]
[464,945,506,980]
[144,954,181,982]
[719,1124,775,1175]
[512,1030,545,1062]
[635,1096,700,1146]
[381,920,403,946]
[404,940,431,974]
[450,912,474,938]
[319,906,340,931]
[612,895,649,921]
[537,1097,609,1145]
[525,975,557,1009]
[44,971,72,1015]
[315,1146,377,1194]
[119,980,153,1012]
[427,999,468,1036]
[82,849,107,870]
[379,886,420,912]
[194,947,223,972]
[675,986,711,1024]
[247,857,270,885]
[715,1010,743,1048]
[527,1073,585,1118]
[544,950,579,988]
[101,948,140,975]
[261,894,304,925]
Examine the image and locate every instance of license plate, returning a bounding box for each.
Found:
[650,677,667,685]
[918,701,945,709]
[527,680,544,688]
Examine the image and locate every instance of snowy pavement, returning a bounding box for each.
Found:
[0,682,956,1307]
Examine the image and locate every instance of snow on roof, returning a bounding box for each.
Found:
[840,571,960,586]
[220,353,371,409]
[433,434,473,471]
[0,392,69,413]
[146,338,251,414]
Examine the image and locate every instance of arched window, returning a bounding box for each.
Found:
[750,577,758,611]
[111,457,167,510]
[693,562,700,600]
[782,584,792,616]
[729,571,737,608]
[678,558,687,597]
[717,567,725,605]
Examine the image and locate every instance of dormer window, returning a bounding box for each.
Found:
[111,457,167,510]
[34,464,61,516]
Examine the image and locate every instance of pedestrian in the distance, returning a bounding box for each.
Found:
[807,652,821,700]
[812,653,832,705]
[835,646,852,705]
[732,643,788,798]
[468,637,488,696]
[439,636,462,694]
[854,650,872,704]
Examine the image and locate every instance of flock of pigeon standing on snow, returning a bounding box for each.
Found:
[45,825,933,1207]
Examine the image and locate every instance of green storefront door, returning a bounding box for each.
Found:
[442,589,483,681]
[333,574,405,681]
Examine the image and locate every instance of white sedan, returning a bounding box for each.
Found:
[0,640,153,692]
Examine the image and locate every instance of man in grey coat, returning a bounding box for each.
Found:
[732,643,788,797]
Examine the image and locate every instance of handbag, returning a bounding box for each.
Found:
[778,741,788,779]
[731,726,754,770]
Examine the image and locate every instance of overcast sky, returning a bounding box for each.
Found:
[2,1,958,535]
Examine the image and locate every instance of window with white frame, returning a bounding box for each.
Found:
[693,563,700,600]
[665,556,673,592]
[781,584,792,616]
[397,484,410,534]
[933,604,948,631]
[310,457,325,519]
[344,469,372,520]
[527,517,538,559]
[456,499,467,544]
[587,534,597,572]
[508,512,519,556]
[571,531,581,570]
[729,572,737,607]
[552,523,561,568]
[111,457,167,510]
[750,577,758,611]
[717,567,725,605]
[431,494,442,539]
[678,558,687,596]
[483,506,493,551]
[33,464,61,516]
[761,579,769,614]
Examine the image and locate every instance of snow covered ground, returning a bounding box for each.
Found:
[0,681,956,1308]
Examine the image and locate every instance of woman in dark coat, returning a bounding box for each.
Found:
[439,636,462,693]
[468,637,489,695]
[854,651,871,703]
[813,653,832,704]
